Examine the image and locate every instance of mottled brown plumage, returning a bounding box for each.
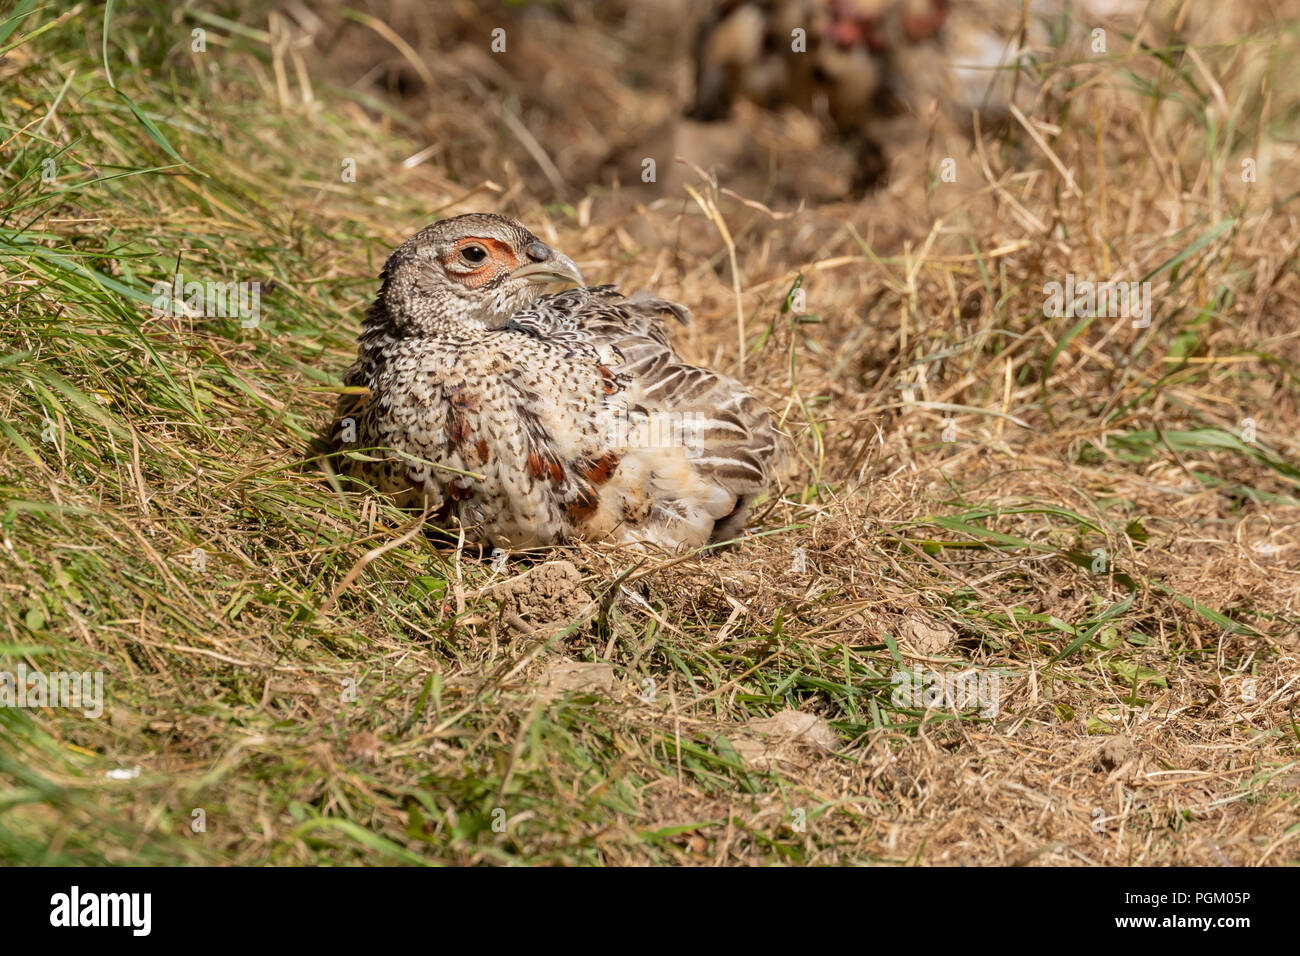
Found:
[325,213,783,551]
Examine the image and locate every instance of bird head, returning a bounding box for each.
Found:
[371,213,584,335]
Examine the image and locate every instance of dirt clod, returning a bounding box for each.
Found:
[904,613,957,656]
[732,709,838,770]
[1096,735,1135,772]
[492,560,593,636]
[543,661,617,696]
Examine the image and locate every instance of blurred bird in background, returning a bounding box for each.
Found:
[687,0,1143,189]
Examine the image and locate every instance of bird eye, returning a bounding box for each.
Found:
[461,245,488,264]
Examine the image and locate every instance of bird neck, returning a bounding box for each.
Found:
[363,287,495,344]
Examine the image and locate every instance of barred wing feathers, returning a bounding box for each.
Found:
[505,286,785,544]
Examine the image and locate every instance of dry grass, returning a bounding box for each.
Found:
[0,0,1297,865]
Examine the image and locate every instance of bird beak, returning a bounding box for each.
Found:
[511,251,585,287]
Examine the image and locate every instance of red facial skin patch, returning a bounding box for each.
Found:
[445,237,521,289]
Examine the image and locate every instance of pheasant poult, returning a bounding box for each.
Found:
[326,213,783,551]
